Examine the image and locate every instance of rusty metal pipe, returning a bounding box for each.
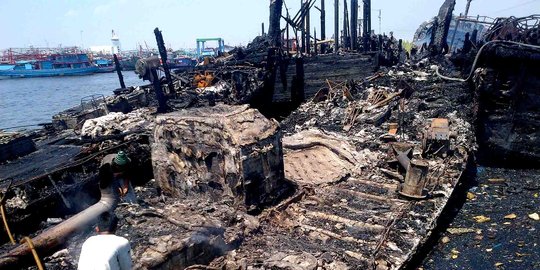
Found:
[0,180,119,268]
[400,159,429,199]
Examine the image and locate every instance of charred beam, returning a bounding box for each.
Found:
[314,29,318,55]
[301,0,306,54]
[320,0,326,52]
[153,28,174,95]
[432,0,456,55]
[334,0,339,52]
[306,1,311,54]
[343,0,349,49]
[113,54,125,89]
[350,0,358,50]
[269,0,284,46]
[363,0,371,52]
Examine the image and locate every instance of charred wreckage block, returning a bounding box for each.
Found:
[151,104,287,210]
[0,133,36,163]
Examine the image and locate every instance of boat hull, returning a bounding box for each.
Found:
[95,66,115,73]
[0,66,98,79]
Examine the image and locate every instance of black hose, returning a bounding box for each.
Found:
[435,40,540,82]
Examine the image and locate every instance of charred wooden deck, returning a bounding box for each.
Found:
[211,130,469,270]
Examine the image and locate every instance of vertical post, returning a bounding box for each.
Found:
[464,0,472,16]
[264,47,278,103]
[343,0,348,49]
[301,0,306,54]
[269,0,284,47]
[306,1,311,54]
[150,68,167,113]
[433,0,457,54]
[154,27,174,94]
[350,0,358,50]
[470,29,478,44]
[320,0,326,53]
[113,54,125,89]
[286,22,290,53]
[293,57,305,106]
[220,39,225,55]
[363,0,371,52]
[334,0,339,52]
[449,0,472,52]
[262,22,265,36]
[314,29,318,55]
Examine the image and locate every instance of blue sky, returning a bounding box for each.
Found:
[0,0,538,50]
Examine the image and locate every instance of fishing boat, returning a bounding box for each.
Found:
[413,15,493,51]
[93,58,115,73]
[169,55,196,71]
[0,47,98,79]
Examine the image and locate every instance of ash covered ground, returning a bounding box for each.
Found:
[420,167,540,270]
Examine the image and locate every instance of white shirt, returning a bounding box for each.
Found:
[78,234,132,270]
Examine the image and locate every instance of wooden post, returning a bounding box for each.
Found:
[314,28,318,55]
[334,0,339,52]
[306,0,311,54]
[269,0,284,47]
[113,54,125,89]
[350,0,358,50]
[154,27,174,94]
[150,68,167,113]
[301,0,306,54]
[343,0,349,49]
[363,0,371,52]
[320,0,326,53]
[432,0,456,54]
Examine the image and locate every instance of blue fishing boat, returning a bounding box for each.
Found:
[169,56,196,71]
[0,49,98,79]
[93,58,115,73]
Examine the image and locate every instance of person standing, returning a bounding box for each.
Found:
[78,212,132,270]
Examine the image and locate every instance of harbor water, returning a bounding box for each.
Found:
[0,72,145,131]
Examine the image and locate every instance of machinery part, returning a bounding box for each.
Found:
[0,179,120,268]
[399,159,429,199]
[428,118,450,140]
[422,118,450,157]
[135,56,161,80]
[22,237,44,270]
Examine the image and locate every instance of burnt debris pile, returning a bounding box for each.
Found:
[443,15,540,167]
[206,58,475,270]
[472,16,540,167]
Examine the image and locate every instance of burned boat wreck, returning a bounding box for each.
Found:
[0,1,539,269]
